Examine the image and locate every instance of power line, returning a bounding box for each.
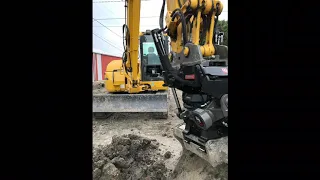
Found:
[93,32,123,52]
[94,12,227,20]
[94,12,227,22]
[93,32,122,50]
[95,16,160,20]
[93,25,159,27]
[93,16,229,27]
[103,4,123,23]
[93,0,125,3]
[93,0,152,3]
[93,18,123,38]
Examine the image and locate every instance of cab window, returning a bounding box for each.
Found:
[142,42,160,65]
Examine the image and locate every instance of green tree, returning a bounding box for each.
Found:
[199,20,228,46]
[217,20,228,46]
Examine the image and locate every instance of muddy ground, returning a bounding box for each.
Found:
[93,81,228,180]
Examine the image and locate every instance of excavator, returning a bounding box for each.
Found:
[92,30,170,119]
[93,0,228,167]
[92,4,171,119]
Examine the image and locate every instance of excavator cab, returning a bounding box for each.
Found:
[140,31,169,82]
[139,31,169,91]
[140,31,165,82]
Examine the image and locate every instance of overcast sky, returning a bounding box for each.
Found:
[93,0,228,57]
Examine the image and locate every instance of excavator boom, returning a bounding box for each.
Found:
[124,0,141,92]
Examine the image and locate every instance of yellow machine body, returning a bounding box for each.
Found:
[104,58,167,93]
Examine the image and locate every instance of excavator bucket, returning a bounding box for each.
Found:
[173,123,228,167]
[93,91,169,119]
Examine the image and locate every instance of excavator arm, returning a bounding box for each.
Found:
[151,0,228,167]
[163,0,224,57]
[122,0,143,93]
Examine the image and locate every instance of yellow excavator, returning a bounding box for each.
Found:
[93,30,170,119]
[93,0,228,167]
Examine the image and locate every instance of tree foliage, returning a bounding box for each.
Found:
[199,20,228,46]
[217,20,228,46]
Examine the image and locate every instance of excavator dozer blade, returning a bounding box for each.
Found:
[173,123,228,167]
[93,91,168,118]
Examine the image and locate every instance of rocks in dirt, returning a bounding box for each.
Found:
[146,161,167,179]
[164,151,172,159]
[111,157,129,169]
[101,163,120,179]
[95,160,105,169]
[162,132,174,138]
[149,142,159,149]
[93,168,101,180]
[112,136,132,145]
[142,138,151,146]
[93,134,168,180]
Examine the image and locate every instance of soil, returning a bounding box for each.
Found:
[93,81,228,180]
[93,134,168,180]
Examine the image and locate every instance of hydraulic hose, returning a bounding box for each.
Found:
[159,0,165,29]
[178,0,183,8]
[122,24,131,72]
[151,29,198,88]
[171,8,188,46]
[122,24,130,51]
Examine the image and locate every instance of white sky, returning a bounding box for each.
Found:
[93,0,228,57]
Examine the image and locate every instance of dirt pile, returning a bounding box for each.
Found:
[93,134,169,180]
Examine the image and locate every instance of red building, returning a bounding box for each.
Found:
[92,50,121,82]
